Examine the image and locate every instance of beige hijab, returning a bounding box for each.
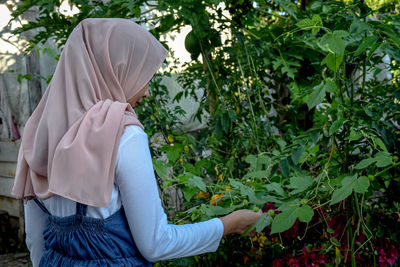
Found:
[12,18,168,207]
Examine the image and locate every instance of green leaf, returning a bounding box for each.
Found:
[385,180,390,188]
[297,205,314,223]
[330,184,353,205]
[182,186,198,202]
[161,143,183,162]
[333,30,349,38]
[245,170,268,179]
[312,14,322,24]
[375,152,392,168]
[291,147,302,165]
[153,159,168,179]
[354,176,370,194]
[311,15,322,34]
[242,213,272,236]
[296,18,314,29]
[287,176,314,194]
[265,182,285,196]
[341,174,357,186]
[374,138,388,152]
[349,129,363,141]
[306,83,326,110]
[201,204,237,217]
[323,53,343,72]
[255,213,272,232]
[329,118,346,136]
[229,179,257,203]
[350,19,372,34]
[324,79,337,93]
[229,179,244,189]
[271,206,299,234]
[367,42,382,62]
[354,36,379,56]
[256,154,271,170]
[245,154,257,170]
[330,175,357,205]
[187,175,207,191]
[363,107,373,117]
[320,32,346,56]
[355,158,377,169]
[279,158,290,178]
[272,58,300,79]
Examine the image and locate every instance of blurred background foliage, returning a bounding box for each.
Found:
[4,0,400,266]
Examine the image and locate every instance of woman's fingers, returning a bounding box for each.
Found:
[220,209,263,236]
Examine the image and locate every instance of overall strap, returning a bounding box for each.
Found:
[75,202,88,216]
[34,198,51,216]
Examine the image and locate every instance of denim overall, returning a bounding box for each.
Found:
[34,199,152,266]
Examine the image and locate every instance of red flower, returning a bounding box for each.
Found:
[327,213,346,239]
[282,219,300,239]
[272,248,329,267]
[376,238,399,266]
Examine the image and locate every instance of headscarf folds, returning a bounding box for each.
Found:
[12,18,168,207]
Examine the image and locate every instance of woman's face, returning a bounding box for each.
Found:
[127,84,149,107]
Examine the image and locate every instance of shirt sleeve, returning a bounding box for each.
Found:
[24,199,47,267]
[115,127,224,262]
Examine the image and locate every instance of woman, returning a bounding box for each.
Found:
[12,18,261,266]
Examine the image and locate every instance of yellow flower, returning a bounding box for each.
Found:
[234,91,239,97]
[258,233,267,247]
[167,135,174,143]
[196,191,210,199]
[218,174,223,180]
[210,193,223,205]
[236,107,240,114]
[336,247,342,257]
[225,186,231,192]
[184,145,190,153]
[178,158,183,163]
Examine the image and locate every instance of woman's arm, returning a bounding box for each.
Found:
[24,199,47,267]
[115,126,261,262]
[115,127,223,262]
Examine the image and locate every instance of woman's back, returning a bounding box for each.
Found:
[26,125,224,266]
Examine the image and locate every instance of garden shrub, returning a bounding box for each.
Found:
[8,0,400,266]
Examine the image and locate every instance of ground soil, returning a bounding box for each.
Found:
[0,252,32,267]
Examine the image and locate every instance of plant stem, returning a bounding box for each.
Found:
[347,195,356,266]
[361,33,367,94]
[376,161,400,177]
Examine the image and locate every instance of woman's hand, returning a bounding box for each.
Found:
[219,209,262,237]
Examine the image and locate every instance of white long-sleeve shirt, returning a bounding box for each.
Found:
[24,125,224,266]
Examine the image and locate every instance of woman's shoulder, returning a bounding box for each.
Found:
[124,125,146,135]
[120,125,148,147]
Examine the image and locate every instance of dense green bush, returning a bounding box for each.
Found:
[8,0,400,266]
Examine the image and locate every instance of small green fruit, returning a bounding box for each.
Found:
[253,206,259,212]
[368,175,374,181]
[267,209,275,216]
[184,30,201,55]
[243,200,249,206]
